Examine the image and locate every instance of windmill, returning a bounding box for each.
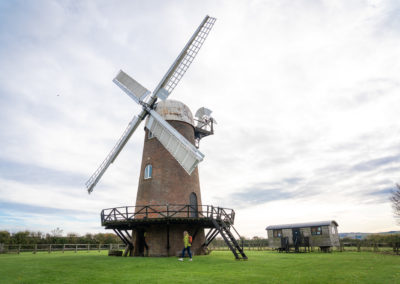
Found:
[86,16,247,259]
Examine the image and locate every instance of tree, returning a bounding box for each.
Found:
[51,227,63,237]
[0,231,10,244]
[67,233,78,244]
[13,231,30,244]
[390,184,400,224]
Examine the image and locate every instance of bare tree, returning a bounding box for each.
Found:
[390,184,400,224]
[51,227,63,237]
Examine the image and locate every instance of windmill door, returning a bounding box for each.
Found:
[189,192,198,218]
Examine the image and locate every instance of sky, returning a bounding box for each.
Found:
[0,0,399,238]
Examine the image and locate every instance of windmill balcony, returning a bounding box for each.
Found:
[100,205,235,229]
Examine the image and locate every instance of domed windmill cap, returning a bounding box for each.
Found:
[155,100,194,127]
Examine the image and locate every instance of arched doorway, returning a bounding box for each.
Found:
[189,192,198,217]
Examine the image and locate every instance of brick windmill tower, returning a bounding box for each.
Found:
[86,16,247,259]
[133,100,214,256]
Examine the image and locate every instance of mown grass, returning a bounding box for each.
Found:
[0,250,400,283]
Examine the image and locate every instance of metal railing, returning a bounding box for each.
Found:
[101,205,235,225]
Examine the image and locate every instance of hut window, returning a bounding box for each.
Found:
[331,226,336,235]
[273,229,282,238]
[311,226,322,235]
[148,131,154,139]
[144,164,152,179]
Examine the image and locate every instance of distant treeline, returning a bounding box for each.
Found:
[341,234,400,248]
[0,230,120,245]
[2,230,399,249]
[211,237,269,248]
[210,234,400,250]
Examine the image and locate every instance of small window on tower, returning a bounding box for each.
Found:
[144,164,152,179]
[148,130,154,139]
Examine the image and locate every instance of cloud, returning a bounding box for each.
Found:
[229,187,293,207]
[369,188,393,196]
[0,201,88,216]
[352,155,400,172]
[219,177,313,208]
[0,158,87,186]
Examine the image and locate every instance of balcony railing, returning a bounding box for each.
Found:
[101,205,235,225]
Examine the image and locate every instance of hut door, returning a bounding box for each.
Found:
[292,228,301,245]
[189,192,198,217]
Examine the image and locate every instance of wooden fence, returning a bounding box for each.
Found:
[209,243,399,254]
[0,243,125,254]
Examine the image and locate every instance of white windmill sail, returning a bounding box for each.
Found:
[153,15,216,101]
[146,110,204,175]
[113,70,151,104]
[86,115,141,193]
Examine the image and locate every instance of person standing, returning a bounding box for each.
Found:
[178,231,192,261]
[143,231,149,256]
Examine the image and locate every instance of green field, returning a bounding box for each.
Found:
[1,250,400,283]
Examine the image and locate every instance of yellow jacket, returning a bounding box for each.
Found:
[184,234,191,247]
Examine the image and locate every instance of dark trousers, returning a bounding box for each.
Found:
[181,246,192,258]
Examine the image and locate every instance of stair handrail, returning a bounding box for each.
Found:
[219,218,244,251]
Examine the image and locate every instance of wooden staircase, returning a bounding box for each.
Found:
[204,219,247,260]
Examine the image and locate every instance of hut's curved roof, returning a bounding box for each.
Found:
[154,99,194,126]
[266,220,338,230]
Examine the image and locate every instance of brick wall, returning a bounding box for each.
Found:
[133,118,206,256]
[135,120,202,208]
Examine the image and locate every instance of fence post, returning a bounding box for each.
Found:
[48,244,51,253]
[87,244,90,253]
[75,244,77,253]
[63,244,65,253]
[98,244,101,252]
[18,244,21,254]
[33,244,37,254]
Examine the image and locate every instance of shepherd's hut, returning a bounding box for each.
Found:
[266,220,340,252]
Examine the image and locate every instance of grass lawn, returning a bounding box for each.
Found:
[1,250,400,283]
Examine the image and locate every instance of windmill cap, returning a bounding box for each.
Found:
[155,99,194,126]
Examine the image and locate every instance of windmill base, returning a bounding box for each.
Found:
[102,205,247,259]
[131,224,207,257]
